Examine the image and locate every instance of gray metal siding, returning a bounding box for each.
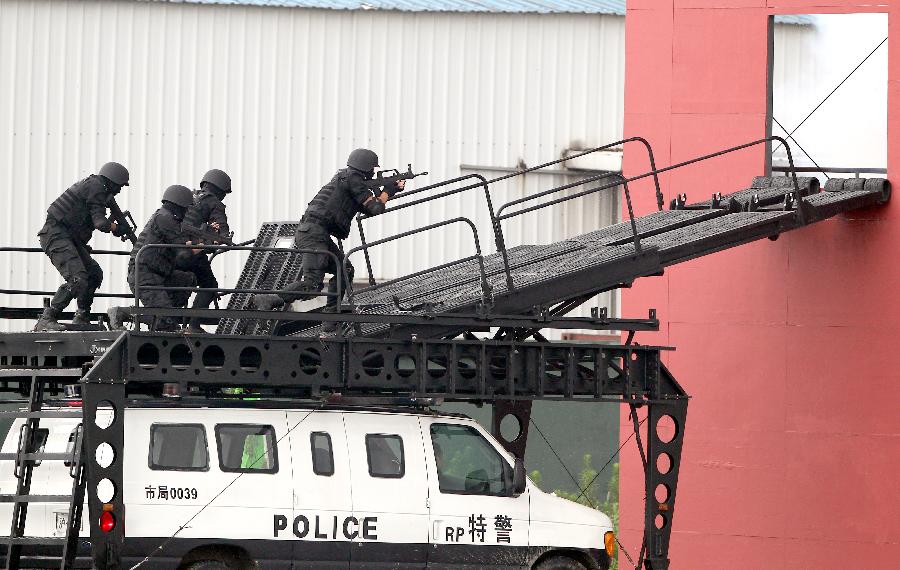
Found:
[0,0,625,328]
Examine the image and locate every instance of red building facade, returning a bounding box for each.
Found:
[620,1,898,568]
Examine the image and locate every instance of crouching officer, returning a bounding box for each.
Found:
[251,148,404,314]
[182,169,232,333]
[125,185,199,332]
[34,162,131,332]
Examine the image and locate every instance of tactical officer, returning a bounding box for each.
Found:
[123,185,199,332]
[34,162,131,332]
[182,169,232,333]
[251,149,403,313]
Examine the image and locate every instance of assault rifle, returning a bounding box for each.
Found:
[107,197,138,245]
[183,222,235,247]
[365,164,428,196]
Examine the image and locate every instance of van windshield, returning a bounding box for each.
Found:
[430,423,511,496]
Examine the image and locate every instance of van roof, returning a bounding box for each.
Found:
[43,398,473,420]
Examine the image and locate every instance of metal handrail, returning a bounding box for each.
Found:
[356,173,515,290]
[772,165,886,177]
[132,244,345,314]
[343,217,491,309]
[355,137,662,291]
[387,136,662,208]
[0,246,133,299]
[0,247,130,256]
[0,289,132,299]
[497,136,804,227]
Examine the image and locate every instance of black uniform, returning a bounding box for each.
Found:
[38,175,117,313]
[128,204,197,328]
[283,168,388,308]
[182,189,230,312]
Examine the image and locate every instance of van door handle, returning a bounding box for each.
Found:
[432,520,442,541]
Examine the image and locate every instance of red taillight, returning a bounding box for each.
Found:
[99,511,115,533]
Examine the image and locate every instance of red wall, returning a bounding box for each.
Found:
[621,1,899,568]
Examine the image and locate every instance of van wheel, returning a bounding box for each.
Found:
[535,556,587,570]
[186,562,233,570]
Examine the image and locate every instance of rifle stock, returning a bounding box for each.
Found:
[107,197,138,245]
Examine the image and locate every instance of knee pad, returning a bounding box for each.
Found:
[67,275,90,297]
[298,278,324,292]
[88,265,104,289]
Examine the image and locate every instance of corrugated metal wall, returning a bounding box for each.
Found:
[0,0,626,328]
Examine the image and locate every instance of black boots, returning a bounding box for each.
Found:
[33,307,65,332]
[251,294,285,311]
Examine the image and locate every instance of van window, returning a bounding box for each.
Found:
[149,424,208,471]
[216,424,278,474]
[365,434,404,478]
[63,427,80,468]
[430,423,511,496]
[32,428,50,467]
[310,432,334,476]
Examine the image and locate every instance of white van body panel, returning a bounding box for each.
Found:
[123,408,294,541]
[528,491,611,549]
[0,406,614,569]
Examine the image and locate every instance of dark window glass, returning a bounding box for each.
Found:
[149,424,209,471]
[430,423,512,496]
[365,434,404,478]
[63,427,79,468]
[215,424,278,474]
[32,428,50,467]
[310,432,335,476]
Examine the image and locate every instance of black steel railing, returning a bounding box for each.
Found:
[351,136,801,300]
[355,137,663,291]
[772,165,887,178]
[0,246,133,300]
[132,244,345,313]
[497,135,804,230]
[344,217,490,309]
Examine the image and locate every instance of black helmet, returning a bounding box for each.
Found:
[347,149,379,173]
[99,162,129,187]
[161,185,194,208]
[200,169,232,193]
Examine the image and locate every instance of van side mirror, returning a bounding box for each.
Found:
[512,458,527,496]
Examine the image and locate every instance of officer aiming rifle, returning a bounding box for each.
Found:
[252,149,420,333]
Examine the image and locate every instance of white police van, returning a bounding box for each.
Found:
[0,404,616,569]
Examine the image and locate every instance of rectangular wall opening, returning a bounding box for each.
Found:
[768,13,888,183]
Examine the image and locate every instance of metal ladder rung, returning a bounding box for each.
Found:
[2,537,67,545]
[0,453,72,461]
[0,495,71,504]
[0,370,81,378]
[0,411,82,419]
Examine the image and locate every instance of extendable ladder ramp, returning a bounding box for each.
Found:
[0,364,88,570]
[216,174,890,340]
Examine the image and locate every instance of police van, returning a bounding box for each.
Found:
[0,403,616,569]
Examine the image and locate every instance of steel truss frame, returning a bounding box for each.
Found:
[3,325,682,570]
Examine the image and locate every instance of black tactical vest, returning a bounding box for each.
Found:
[46,175,112,243]
[130,207,184,277]
[304,169,367,239]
